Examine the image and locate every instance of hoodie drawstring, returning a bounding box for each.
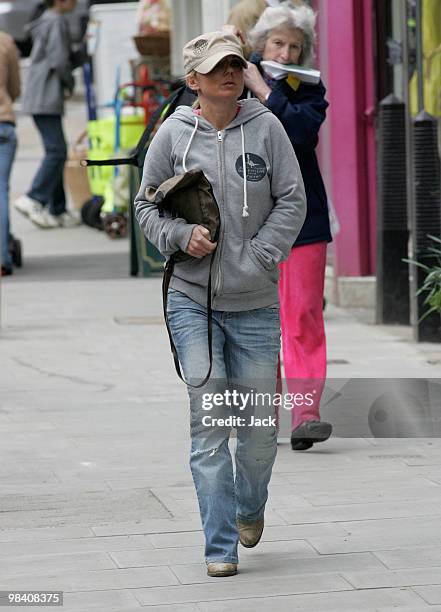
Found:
[182,116,249,219]
[241,124,249,218]
[182,116,199,172]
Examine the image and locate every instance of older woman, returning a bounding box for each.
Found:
[244,4,333,451]
[135,32,306,576]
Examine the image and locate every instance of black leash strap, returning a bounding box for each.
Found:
[162,257,215,389]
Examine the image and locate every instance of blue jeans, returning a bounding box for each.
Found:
[28,115,67,216]
[0,122,17,268]
[167,289,280,563]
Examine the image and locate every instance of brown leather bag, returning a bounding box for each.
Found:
[145,169,220,387]
[146,169,220,259]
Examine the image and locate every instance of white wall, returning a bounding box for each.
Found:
[201,0,235,31]
[90,3,139,110]
[170,0,238,76]
[170,0,202,77]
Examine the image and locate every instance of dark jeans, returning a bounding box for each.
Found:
[28,115,67,216]
[0,122,17,268]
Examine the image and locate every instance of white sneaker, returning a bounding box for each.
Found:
[56,211,81,228]
[29,208,59,229]
[14,195,43,217]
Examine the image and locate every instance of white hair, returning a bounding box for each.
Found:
[249,4,317,66]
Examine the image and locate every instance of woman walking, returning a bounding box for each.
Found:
[135,32,306,576]
[245,4,333,451]
[14,0,79,229]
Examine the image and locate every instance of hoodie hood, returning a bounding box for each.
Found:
[171,98,270,130]
[26,10,62,41]
[169,99,271,217]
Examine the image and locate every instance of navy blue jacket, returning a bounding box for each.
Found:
[251,56,332,246]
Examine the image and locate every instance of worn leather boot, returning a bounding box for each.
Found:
[236,516,264,548]
[206,562,238,577]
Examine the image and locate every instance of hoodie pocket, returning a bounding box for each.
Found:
[220,238,279,296]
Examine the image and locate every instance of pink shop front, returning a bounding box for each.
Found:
[313,0,440,288]
[313,0,378,278]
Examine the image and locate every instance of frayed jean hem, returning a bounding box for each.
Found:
[206,556,238,564]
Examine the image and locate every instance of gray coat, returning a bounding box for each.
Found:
[22,11,74,116]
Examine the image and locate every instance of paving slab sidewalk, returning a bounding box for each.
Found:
[0,98,441,611]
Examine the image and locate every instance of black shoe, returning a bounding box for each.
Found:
[1,265,13,277]
[9,234,22,268]
[291,420,332,451]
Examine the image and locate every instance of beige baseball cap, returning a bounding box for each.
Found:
[183,31,247,75]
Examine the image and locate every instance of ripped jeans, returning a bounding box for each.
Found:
[167,289,280,563]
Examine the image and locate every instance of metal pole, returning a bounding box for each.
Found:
[402,0,417,333]
[415,0,424,112]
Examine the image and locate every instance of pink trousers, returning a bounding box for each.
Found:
[277,241,327,430]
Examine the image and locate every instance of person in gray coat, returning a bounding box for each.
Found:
[14,0,79,229]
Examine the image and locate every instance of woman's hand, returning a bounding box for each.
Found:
[186,225,217,258]
[244,63,271,104]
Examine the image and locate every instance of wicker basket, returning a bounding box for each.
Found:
[133,31,170,57]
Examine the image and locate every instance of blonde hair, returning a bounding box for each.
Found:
[249,4,317,66]
[227,0,268,58]
[184,70,200,109]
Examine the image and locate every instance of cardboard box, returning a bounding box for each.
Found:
[64,136,92,210]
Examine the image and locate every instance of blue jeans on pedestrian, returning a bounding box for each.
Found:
[167,288,280,564]
[28,115,67,216]
[0,122,17,269]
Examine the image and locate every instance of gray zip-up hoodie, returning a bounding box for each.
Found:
[135,99,306,311]
[22,11,74,116]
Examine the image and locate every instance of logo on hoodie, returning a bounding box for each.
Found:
[235,153,267,182]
